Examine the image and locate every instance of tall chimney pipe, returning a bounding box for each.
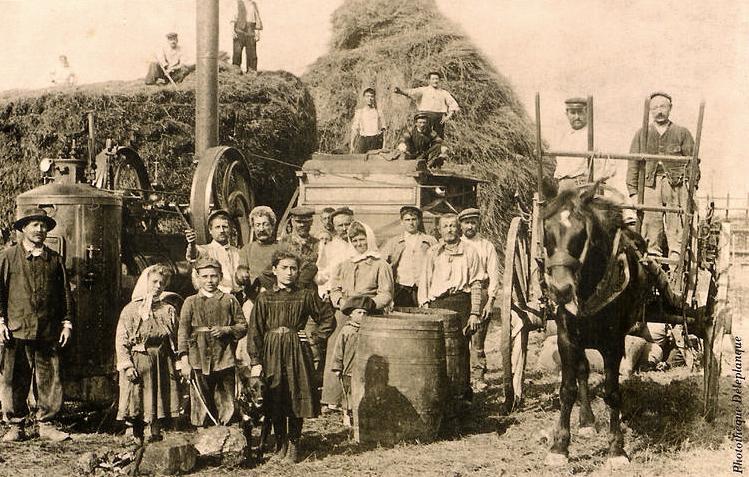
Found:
[195,0,219,156]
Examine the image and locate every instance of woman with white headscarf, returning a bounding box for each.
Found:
[115,264,180,442]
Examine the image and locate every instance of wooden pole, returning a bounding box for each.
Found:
[587,96,594,182]
[535,93,543,203]
[726,192,730,220]
[636,98,650,234]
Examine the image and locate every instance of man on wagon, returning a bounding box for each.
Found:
[627,91,695,260]
[0,207,72,442]
[382,206,437,307]
[350,88,386,154]
[394,71,460,139]
[396,113,448,169]
[418,213,483,402]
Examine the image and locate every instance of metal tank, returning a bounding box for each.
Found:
[16,157,122,401]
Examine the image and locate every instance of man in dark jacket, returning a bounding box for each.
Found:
[396,113,448,168]
[0,207,72,442]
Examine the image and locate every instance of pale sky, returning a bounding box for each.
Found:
[0,0,747,202]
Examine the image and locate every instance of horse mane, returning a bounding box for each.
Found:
[544,187,625,244]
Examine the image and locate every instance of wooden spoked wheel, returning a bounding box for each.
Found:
[190,146,255,247]
[500,216,533,413]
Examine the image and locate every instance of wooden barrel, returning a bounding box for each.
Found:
[391,307,470,417]
[351,316,447,445]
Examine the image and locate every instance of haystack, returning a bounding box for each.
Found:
[0,69,316,225]
[303,0,554,264]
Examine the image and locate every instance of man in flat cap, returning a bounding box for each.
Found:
[458,208,499,390]
[0,207,72,442]
[280,207,321,289]
[396,113,448,169]
[185,209,242,298]
[350,88,386,154]
[231,0,263,73]
[394,71,460,139]
[627,92,695,260]
[419,213,483,402]
[145,32,194,85]
[382,206,437,307]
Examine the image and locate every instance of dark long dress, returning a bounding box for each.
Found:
[248,285,335,418]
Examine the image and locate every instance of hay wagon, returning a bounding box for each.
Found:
[500,94,732,420]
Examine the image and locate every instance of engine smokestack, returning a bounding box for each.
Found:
[195,0,219,156]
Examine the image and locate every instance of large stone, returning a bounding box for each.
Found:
[139,435,197,475]
[194,425,248,467]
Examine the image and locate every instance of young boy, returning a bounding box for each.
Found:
[178,257,246,426]
[331,295,377,426]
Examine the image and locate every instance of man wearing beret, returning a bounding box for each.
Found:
[627,92,695,260]
[396,113,448,169]
[458,208,499,390]
[382,206,437,307]
[185,209,242,297]
[350,88,386,154]
[394,71,460,139]
[0,207,72,442]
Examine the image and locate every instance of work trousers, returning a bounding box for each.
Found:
[420,111,446,138]
[0,339,62,423]
[470,289,490,381]
[232,33,258,72]
[190,367,236,426]
[641,175,688,259]
[355,133,384,153]
[393,284,419,308]
[144,63,194,85]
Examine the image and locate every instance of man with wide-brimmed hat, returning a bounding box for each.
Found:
[382,205,437,307]
[457,207,499,390]
[185,209,242,297]
[0,207,72,442]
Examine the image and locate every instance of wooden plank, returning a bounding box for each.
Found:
[544,150,691,164]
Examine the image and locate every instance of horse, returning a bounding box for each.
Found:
[542,184,650,468]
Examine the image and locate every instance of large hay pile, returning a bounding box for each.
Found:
[0,69,316,225]
[303,0,554,262]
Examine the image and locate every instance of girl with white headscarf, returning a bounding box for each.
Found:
[115,264,180,442]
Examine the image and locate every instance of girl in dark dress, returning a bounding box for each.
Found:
[248,250,335,463]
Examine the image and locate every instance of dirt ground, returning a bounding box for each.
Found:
[0,281,746,476]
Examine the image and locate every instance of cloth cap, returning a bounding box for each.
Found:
[400,205,422,218]
[362,87,376,96]
[649,91,672,103]
[208,209,233,225]
[457,207,481,221]
[194,256,222,272]
[341,295,377,316]
[166,32,178,40]
[564,97,587,108]
[330,206,354,221]
[14,206,56,232]
[289,206,315,221]
[414,112,429,121]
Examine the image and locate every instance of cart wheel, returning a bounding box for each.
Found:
[702,304,730,422]
[190,146,255,247]
[500,216,533,413]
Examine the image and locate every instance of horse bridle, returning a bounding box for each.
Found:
[544,216,593,273]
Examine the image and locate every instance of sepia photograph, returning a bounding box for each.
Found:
[0,0,746,475]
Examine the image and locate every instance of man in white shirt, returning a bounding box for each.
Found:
[394,71,459,139]
[231,0,263,73]
[457,208,499,390]
[350,88,386,153]
[145,32,194,85]
[185,210,242,298]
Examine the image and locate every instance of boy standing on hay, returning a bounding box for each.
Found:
[178,257,246,427]
[350,88,386,153]
[394,71,460,139]
[331,295,377,426]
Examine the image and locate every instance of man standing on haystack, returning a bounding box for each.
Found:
[145,32,194,85]
[231,0,263,73]
[349,88,386,153]
[457,208,499,391]
[394,71,460,139]
[0,207,72,442]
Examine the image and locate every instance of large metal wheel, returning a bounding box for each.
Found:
[190,146,255,246]
[111,147,151,193]
[500,216,533,413]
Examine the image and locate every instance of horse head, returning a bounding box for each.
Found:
[543,183,601,315]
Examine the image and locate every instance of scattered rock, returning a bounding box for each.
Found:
[76,451,98,474]
[139,435,197,475]
[194,425,248,467]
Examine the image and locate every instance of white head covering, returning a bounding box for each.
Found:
[131,264,172,320]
